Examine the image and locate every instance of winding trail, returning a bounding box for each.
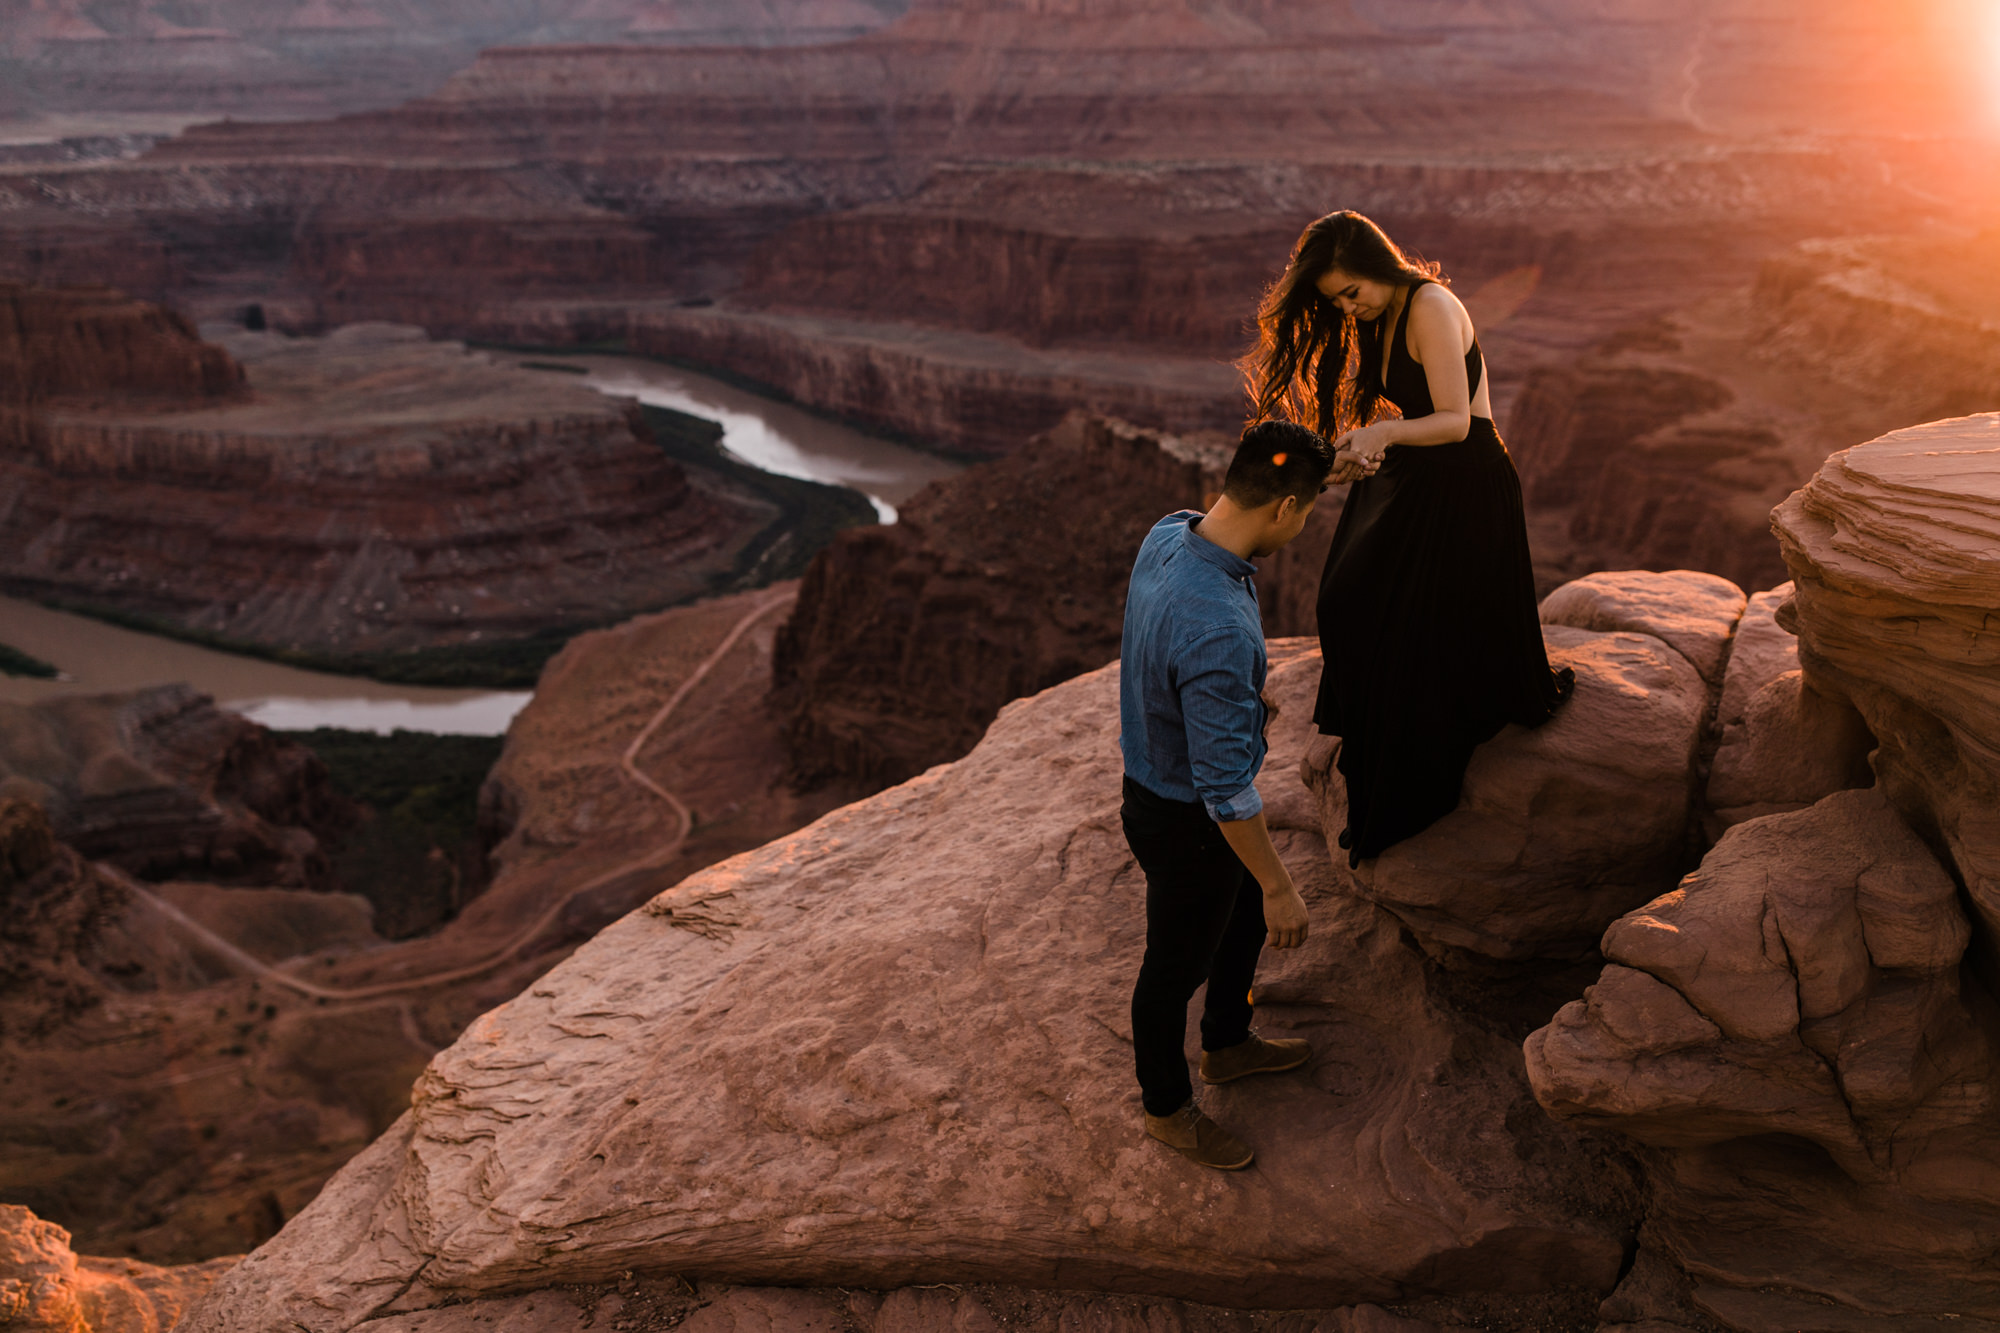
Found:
[108,589,796,1004]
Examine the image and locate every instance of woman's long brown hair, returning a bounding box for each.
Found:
[1240,210,1440,437]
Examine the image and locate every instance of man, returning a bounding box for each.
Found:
[1119,418,1335,1171]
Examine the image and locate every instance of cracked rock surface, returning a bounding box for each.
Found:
[178,642,1637,1331]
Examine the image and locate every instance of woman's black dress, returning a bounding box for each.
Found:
[1313,279,1572,867]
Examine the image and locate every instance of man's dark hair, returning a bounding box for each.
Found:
[1222,419,1334,508]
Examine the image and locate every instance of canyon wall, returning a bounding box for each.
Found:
[1509,230,2000,592]
[0,0,1981,472]
[0,296,816,667]
[0,281,243,407]
[774,412,1335,789]
[0,0,909,125]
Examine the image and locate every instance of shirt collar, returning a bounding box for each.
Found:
[1178,512,1256,580]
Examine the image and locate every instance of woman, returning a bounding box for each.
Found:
[1243,210,1572,867]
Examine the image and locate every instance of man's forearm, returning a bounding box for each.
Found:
[1217,812,1291,895]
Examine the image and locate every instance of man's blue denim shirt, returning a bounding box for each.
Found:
[1120,510,1267,822]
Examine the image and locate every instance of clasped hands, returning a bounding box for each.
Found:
[1329,423,1395,485]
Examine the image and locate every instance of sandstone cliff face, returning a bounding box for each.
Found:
[0,282,243,409]
[0,313,778,660]
[774,413,1335,789]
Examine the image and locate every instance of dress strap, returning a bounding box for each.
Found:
[1390,278,1430,373]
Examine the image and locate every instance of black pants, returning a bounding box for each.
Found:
[1123,776,1267,1117]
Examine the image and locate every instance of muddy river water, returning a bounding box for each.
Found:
[0,358,963,733]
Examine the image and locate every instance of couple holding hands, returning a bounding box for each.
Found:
[1119,211,1573,1169]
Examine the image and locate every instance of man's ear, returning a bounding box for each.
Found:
[1271,493,1299,524]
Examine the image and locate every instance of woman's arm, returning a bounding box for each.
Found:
[1334,284,1476,458]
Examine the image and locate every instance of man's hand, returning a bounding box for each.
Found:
[1328,447,1378,484]
[1262,874,1310,950]
[1217,812,1310,950]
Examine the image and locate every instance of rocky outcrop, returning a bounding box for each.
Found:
[1305,625,1706,967]
[1773,412,2000,959]
[0,315,783,660]
[774,413,1335,789]
[0,282,243,410]
[1520,416,2000,1330]
[0,1203,234,1333]
[179,639,1642,1332]
[0,798,130,1037]
[1296,566,1875,969]
[0,686,350,889]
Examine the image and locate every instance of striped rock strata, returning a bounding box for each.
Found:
[1772,412,2000,950]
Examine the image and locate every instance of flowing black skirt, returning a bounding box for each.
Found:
[1312,417,1572,866]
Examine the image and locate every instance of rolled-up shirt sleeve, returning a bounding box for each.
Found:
[1175,626,1267,822]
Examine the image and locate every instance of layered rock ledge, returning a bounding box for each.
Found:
[0,299,789,664]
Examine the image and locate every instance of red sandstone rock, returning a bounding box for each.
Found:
[176,642,1636,1331]
[1538,569,1747,687]
[1772,413,2000,962]
[0,282,242,411]
[0,316,776,656]
[1704,668,1874,827]
[1528,788,2000,1326]
[0,685,349,889]
[1524,420,2000,1330]
[1713,582,1796,731]
[1303,626,1706,965]
[0,1203,234,1333]
[348,1281,1453,1333]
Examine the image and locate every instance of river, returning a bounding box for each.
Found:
[0,357,962,733]
[542,353,961,521]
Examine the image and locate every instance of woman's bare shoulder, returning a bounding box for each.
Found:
[1405,280,1474,352]
[1409,280,1469,322]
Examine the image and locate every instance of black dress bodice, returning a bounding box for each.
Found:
[1379,278,1484,420]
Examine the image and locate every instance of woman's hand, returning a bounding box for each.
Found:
[1333,421,1398,465]
[1329,447,1373,484]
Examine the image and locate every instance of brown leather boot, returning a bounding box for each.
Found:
[1143,1101,1254,1170]
[1199,1033,1312,1085]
